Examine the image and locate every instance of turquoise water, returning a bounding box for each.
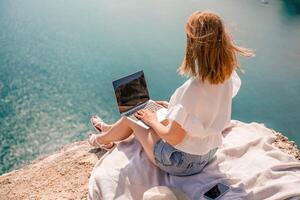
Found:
[0,0,300,175]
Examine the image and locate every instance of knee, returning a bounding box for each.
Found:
[120,116,134,128]
[120,116,130,124]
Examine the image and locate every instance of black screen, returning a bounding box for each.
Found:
[113,71,149,114]
[204,183,230,199]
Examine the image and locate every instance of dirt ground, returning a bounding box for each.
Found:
[0,141,106,200]
[0,130,299,200]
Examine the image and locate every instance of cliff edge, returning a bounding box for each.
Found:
[0,128,299,200]
[0,141,106,200]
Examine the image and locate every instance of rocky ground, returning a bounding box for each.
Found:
[0,141,106,200]
[0,129,299,200]
[272,131,300,160]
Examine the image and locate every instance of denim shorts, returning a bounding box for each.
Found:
[154,139,217,176]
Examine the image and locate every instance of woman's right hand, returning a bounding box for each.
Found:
[155,100,169,108]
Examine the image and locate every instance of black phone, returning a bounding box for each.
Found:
[203,183,230,200]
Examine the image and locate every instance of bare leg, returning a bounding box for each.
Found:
[96,117,133,144]
[96,117,160,165]
[127,119,160,164]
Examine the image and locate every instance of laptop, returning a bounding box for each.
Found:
[112,70,168,129]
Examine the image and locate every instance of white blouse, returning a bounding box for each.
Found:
[166,71,241,155]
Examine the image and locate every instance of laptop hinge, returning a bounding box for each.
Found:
[121,100,149,116]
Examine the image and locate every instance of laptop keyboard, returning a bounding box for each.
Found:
[144,101,163,112]
[127,102,163,122]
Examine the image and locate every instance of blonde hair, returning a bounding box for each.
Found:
[178,11,254,84]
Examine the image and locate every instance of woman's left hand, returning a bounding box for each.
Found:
[135,109,157,126]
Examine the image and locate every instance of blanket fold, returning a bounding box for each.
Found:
[88,121,300,200]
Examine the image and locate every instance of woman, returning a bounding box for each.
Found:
[88,11,253,176]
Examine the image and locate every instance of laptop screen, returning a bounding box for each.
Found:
[113,71,150,114]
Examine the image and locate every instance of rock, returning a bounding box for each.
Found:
[0,128,299,199]
[0,141,106,200]
[271,131,300,161]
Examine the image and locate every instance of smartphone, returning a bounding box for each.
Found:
[203,183,230,200]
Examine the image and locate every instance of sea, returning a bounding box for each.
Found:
[1,0,300,175]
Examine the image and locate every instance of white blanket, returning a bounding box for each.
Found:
[88,121,300,200]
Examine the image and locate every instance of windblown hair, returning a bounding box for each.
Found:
[178,11,254,84]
